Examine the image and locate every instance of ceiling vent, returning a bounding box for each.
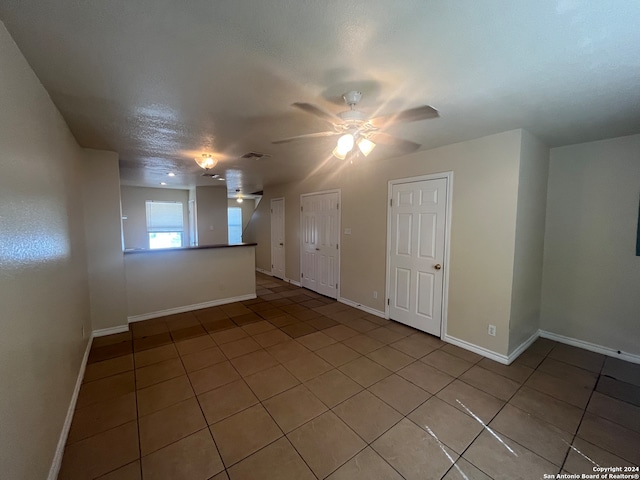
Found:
[201,172,220,178]
[240,151,272,159]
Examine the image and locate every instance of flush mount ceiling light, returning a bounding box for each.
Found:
[195,154,217,170]
[167,172,175,177]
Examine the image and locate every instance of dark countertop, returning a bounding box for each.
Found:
[124,243,257,255]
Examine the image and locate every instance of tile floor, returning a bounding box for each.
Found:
[59,273,640,479]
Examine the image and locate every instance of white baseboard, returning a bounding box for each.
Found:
[93,324,129,337]
[256,268,301,287]
[256,267,271,276]
[539,330,640,365]
[443,334,510,365]
[127,293,257,323]
[285,278,301,287]
[47,335,93,480]
[506,330,540,365]
[337,297,386,319]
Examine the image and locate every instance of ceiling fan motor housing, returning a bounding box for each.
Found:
[343,91,362,106]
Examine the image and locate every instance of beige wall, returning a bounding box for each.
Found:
[124,246,256,318]
[228,198,256,240]
[0,22,91,479]
[196,186,228,245]
[245,130,523,355]
[82,149,128,332]
[541,134,640,356]
[508,130,550,353]
[120,186,190,249]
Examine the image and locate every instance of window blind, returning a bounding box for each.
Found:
[146,201,184,232]
[228,207,242,243]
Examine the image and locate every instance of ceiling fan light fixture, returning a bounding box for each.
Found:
[357,138,376,156]
[332,146,347,160]
[195,154,217,170]
[333,133,354,159]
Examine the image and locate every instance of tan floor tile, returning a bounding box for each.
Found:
[442,458,492,480]
[219,337,262,359]
[525,370,593,408]
[436,380,505,423]
[326,447,404,480]
[537,357,599,389]
[244,364,300,400]
[231,349,278,377]
[263,384,327,432]
[170,324,207,342]
[198,379,259,425]
[368,374,431,415]
[136,357,185,389]
[202,318,236,333]
[365,327,406,345]
[333,390,402,442]
[284,352,333,382]
[602,357,640,387]
[459,366,520,401]
[89,341,133,364]
[195,306,230,323]
[137,375,195,416]
[175,335,216,356]
[95,461,140,480]
[343,334,385,355]
[367,346,414,371]
[596,375,640,406]
[305,369,363,408]
[510,386,584,434]
[68,392,137,444]
[210,471,230,480]
[253,329,291,348]
[340,356,393,387]
[77,371,135,409]
[587,391,640,433]
[548,343,605,373]
[221,303,252,317]
[397,361,454,394]
[164,312,199,331]
[345,317,379,333]
[371,418,458,480]
[141,428,223,480]
[512,349,545,369]
[463,430,557,480]
[477,357,534,383]
[59,421,139,480]
[133,344,178,368]
[266,340,310,363]
[84,354,134,383]
[133,332,172,352]
[241,320,275,336]
[268,314,298,327]
[181,346,226,373]
[211,327,248,345]
[305,315,339,331]
[440,344,483,363]
[288,411,366,479]
[421,349,473,377]
[296,331,337,351]
[315,342,361,367]
[188,361,240,395]
[384,322,418,336]
[210,404,283,467]
[577,412,640,464]
[139,397,206,455]
[280,322,317,338]
[564,437,637,475]
[408,396,483,454]
[389,333,440,358]
[131,319,169,338]
[490,404,572,466]
[323,324,360,341]
[526,337,557,356]
[233,312,263,326]
[227,437,315,480]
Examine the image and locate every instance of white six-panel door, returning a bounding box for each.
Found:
[270,198,285,279]
[301,191,339,298]
[388,176,449,336]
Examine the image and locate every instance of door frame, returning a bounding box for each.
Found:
[270,197,285,278]
[385,172,453,338]
[300,189,341,299]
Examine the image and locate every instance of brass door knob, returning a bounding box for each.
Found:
[279,243,284,246]
[434,264,442,270]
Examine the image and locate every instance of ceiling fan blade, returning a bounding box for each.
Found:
[369,132,421,152]
[272,131,340,144]
[292,102,342,124]
[369,105,439,128]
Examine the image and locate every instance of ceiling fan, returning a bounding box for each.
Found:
[273,91,439,159]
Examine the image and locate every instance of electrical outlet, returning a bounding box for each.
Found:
[373,291,378,299]
[488,325,496,336]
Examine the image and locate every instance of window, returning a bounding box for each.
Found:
[146,201,184,249]
[228,207,242,244]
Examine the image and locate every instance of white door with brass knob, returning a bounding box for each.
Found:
[387,174,451,337]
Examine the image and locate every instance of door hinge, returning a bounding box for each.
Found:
[390,198,393,207]
[337,203,339,210]
[301,206,303,212]
[271,209,273,213]
[387,299,390,305]
[336,244,338,250]
[271,264,273,268]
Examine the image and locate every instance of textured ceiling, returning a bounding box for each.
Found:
[1,1,640,193]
